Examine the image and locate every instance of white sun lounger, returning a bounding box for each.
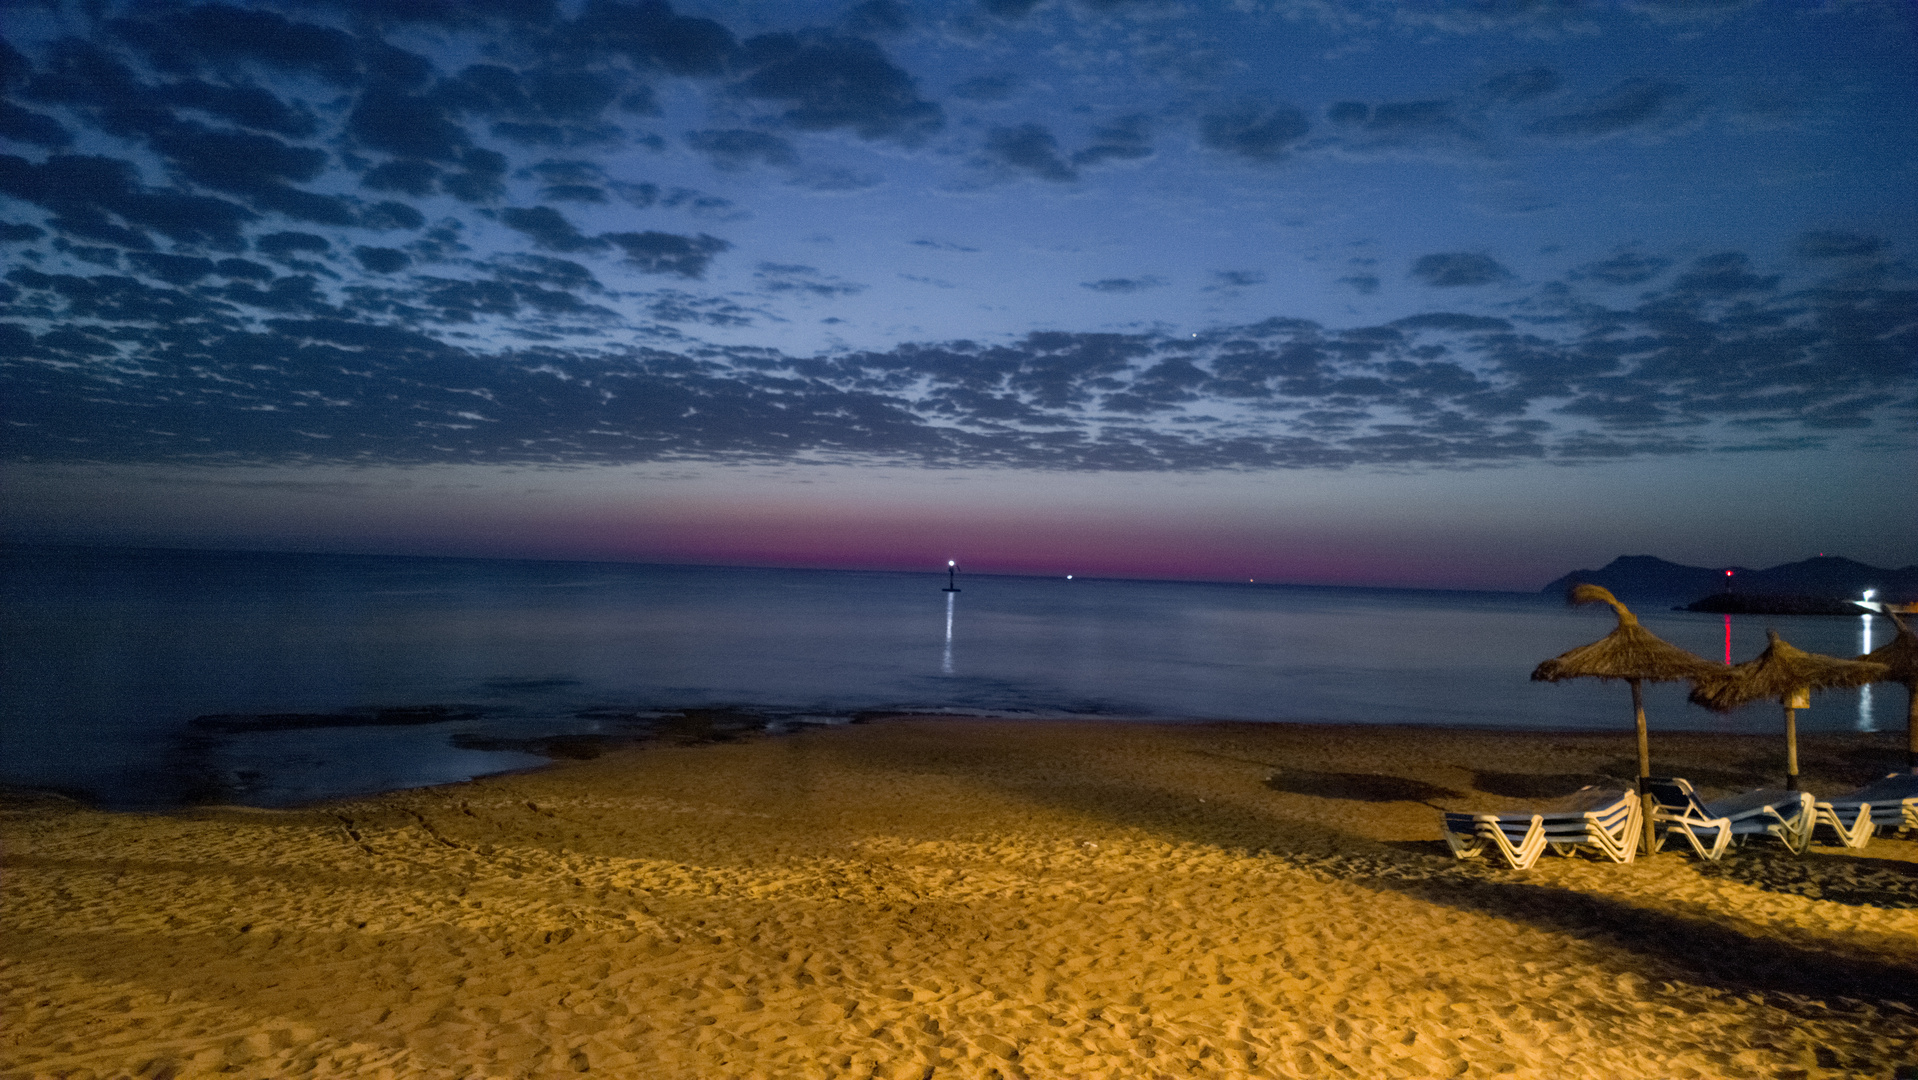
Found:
[1441,786,1640,870]
[1643,777,1814,860]
[1812,773,1918,849]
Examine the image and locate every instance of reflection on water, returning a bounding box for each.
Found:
[1859,613,1876,732]
[1723,614,1733,666]
[942,591,955,676]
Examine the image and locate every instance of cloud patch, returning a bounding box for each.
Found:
[604,230,730,277]
[952,73,1020,102]
[1410,253,1510,287]
[733,32,943,144]
[1210,270,1266,288]
[1071,115,1152,167]
[499,205,607,253]
[353,245,412,273]
[1529,79,1693,138]
[1482,67,1561,105]
[981,123,1077,182]
[755,262,865,298]
[684,129,797,171]
[1796,231,1884,260]
[1571,250,1672,285]
[1200,99,1310,163]
[1082,276,1165,293]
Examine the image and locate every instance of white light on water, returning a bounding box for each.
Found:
[942,590,955,676]
[1859,613,1876,732]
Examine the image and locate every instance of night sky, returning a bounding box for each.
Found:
[2,0,1914,589]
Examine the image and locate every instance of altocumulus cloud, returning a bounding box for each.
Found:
[0,1,751,286]
[0,3,1911,477]
[4,251,1910,470]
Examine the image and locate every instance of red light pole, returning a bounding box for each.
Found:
[1723,570,1735,665]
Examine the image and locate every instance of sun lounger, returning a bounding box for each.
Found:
[1441,786,1640,870]
[1812,773,1918,848]
[1643,777,1814,860]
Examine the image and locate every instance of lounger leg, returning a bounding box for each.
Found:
[1784,794,1814,854]
[1483,816,1546,870]
[1843,805,1872,849]
[1621,800,1640,863]
[1815,806,1873,849]
[1779,821,1807,855]
[1706,823,1732,860]
[1444,830,1485,860]
[1680,825,1713,860]
[1652,813,1706,859]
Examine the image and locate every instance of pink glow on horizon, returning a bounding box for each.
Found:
[36,459,1917,592]
[487,502,1524,589]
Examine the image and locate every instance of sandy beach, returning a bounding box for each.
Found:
[4,717,1916,1079]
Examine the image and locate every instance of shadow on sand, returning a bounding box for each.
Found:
[918,751,1918,1014]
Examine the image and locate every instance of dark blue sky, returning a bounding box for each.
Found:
[2,0,1914,587]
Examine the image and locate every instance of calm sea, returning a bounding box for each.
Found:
[1,544,1901,809]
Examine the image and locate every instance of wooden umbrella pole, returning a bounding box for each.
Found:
[1631,679,1652,853]
[1631,679,1650,781]
[1907,686,1917,773]
[1784,702,1799,791]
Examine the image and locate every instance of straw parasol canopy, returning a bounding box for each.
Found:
[1532,584,1718,787]
[1689,629,1888,789]
[1858,611,1918,772]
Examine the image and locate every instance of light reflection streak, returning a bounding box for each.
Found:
[942,590,955,675]
[1859,613,1876,732]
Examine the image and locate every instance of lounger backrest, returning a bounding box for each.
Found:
[1560,785,1630,815]
[1852,773,1918,801]
[1643,777,1713,819]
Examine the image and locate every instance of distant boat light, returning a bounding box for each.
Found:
[1864,589,1877,600]
[1066,574,1073,580]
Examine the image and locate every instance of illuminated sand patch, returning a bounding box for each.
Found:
[5,720,1915,1078]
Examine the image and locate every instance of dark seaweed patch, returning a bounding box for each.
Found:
[191,706,480,732]
[1265,769,1462,804]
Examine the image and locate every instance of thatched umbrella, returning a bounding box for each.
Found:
[1858,611,1918,773]
[1690,630,1888,790]
[1532,584,1719,793]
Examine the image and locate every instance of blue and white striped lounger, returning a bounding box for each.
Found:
[1643,777,1814,860]
[1441,786,1640,870]
[1812,772,1918,849]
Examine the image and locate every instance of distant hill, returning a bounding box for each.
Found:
[1541,555,1918,604]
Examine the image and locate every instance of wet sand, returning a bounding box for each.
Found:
[4,718,1916,1079]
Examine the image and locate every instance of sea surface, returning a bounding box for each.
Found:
[1,544,1903,810]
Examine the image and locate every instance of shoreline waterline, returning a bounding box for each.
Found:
[8,711,1912,815]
